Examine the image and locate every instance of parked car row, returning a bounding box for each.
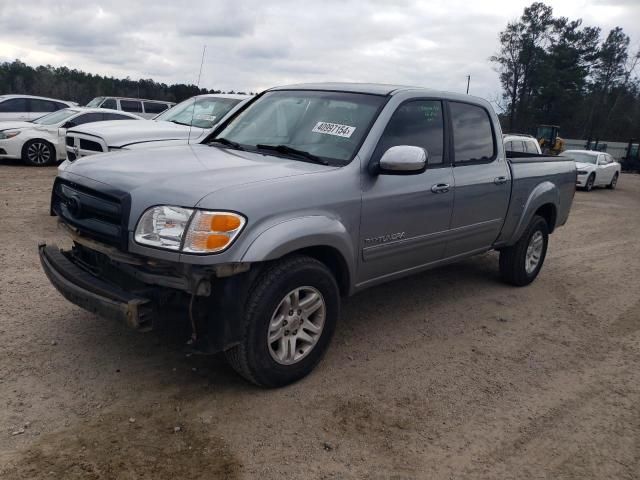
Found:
[503,133,622,192]
[0,93,250,166]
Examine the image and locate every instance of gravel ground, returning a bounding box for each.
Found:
[1,162,639,479]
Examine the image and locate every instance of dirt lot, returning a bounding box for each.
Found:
[0,162,639,479]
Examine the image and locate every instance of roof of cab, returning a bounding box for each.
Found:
[267,82,489,105]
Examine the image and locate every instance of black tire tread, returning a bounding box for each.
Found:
[499,215,548,286]
[224,255,333,387]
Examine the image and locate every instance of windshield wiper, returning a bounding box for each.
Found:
[211,137,244,150]
[255,144,329,165]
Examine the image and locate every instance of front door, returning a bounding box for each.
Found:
[445,101,511,258]
[358,99,454,287]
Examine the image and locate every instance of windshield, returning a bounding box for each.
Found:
[561,152,597,164]
[155,97,241,129]
[32,109,79,125]
[86,97,104,107]
[212,90,386,164]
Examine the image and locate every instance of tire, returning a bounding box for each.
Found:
[22,139,54,166]
[225,255,340,387]
[499,215,549,287]
[584,173,595,191]
[607,172,619,190]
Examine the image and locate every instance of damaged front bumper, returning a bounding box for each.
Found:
[39,243,154,329]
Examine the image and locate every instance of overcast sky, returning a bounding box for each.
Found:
[0,0,638,104]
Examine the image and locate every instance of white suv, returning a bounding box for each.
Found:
[86,97,175,119]
[0,95,77,122]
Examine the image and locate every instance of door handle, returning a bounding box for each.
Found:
[431,183,450,193]
[494,176,508,185]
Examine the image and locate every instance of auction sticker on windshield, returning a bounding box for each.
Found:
[312,122,356,138]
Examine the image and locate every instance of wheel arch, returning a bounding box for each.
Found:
[240,216,355,296]
[22,137,56,163]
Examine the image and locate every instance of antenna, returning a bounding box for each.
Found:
[188,45,207,145]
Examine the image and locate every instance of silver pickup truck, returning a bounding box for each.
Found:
[39,83,576,387]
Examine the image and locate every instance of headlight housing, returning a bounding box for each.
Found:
[134,206,246,253]
[0,130,21,140]
[577,170,589,175]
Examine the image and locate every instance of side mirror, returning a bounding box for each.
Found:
[378,145,428,175]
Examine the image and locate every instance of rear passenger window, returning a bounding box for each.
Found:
[450,102,495,163]
[120,100,142,113]
[377,100,444,165]
[143,102,168,114]
[101,98,117,109]
[29,99,58,113]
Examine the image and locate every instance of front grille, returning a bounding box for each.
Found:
[66,136,74,147]
[79,138,103,152]
[51,178,129,250]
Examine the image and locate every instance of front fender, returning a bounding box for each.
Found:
[240,215,355,277]
[507,181,559,245]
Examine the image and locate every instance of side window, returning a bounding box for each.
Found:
[54,102,68,110]
[67,113,103,127]
[120,100,142,113]
[0,98,27,112]
[376,100,445,165]
[143,102,168,114]
[104,113,135,121]
[29,99,58,113]
[450,102,495,163]
[101,98,117,109]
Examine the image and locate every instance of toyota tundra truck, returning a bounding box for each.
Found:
[39,83,576,387]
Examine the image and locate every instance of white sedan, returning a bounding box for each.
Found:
[0,107,142,166]
[560,150,621,191]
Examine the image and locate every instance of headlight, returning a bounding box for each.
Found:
[134,206,245,253]
[0,130,21,140]
[577,170,588,175]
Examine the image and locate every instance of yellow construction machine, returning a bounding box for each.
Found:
[536,125,565,155]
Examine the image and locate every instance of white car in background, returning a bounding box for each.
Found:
[62,94,251,164]
[561,150,621,191]
[503,134,542,155]
[0,94,77,122]
[0,107,142,166]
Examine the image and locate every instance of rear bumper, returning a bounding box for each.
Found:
[39,243,153,329]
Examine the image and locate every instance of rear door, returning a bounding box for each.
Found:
[445,101,511,258]
[358,99,454,285]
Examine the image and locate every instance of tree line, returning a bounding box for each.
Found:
[492,2,640,142]
[0,60,250,105]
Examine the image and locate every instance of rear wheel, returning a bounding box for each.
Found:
[22,139,54,166]
[499,215,549,286]
[607,172,619,190]
[225,255,340,387]
[584,173,595,191]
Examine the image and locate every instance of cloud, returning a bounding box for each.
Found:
[0,0,638,101]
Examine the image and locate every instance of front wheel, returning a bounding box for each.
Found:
[499,215,549,286]
[607,172,619,190]
[22,139,55,166]
[584,173,595,191]
[225,255,340,387]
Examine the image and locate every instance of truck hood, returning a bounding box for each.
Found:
[61,144,333,208]
[67,120,207,147]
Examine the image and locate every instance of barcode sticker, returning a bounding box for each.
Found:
[312,122,356,138]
